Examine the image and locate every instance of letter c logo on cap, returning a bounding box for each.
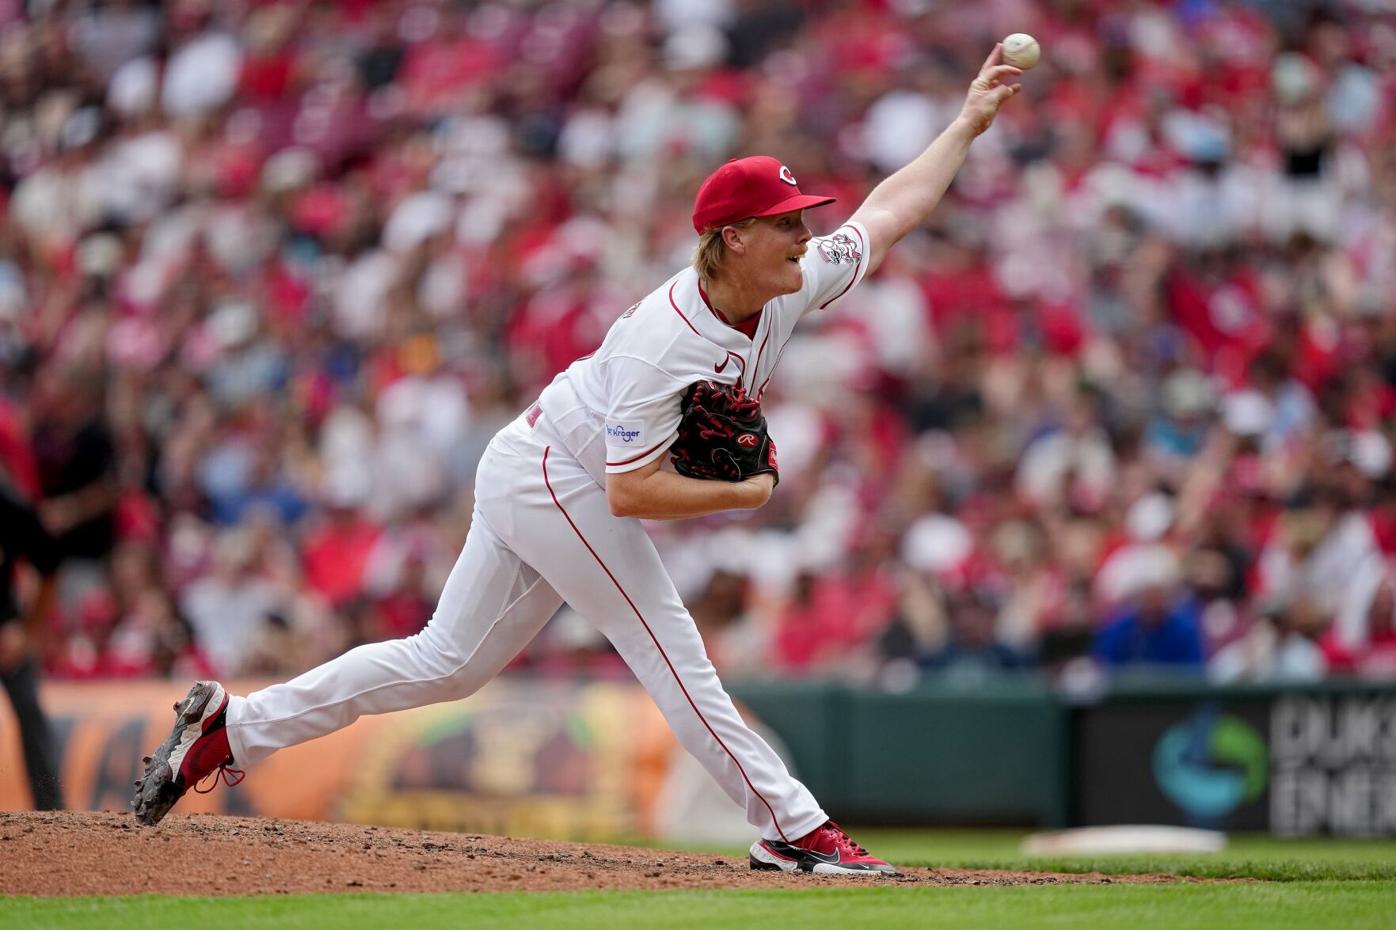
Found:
[779,165,797,186]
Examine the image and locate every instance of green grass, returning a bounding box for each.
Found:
[5,883,1395,930]
[7,829,1396,929]
[853,828,1396,881]
[632,828,1396,881]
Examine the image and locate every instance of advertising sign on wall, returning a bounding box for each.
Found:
[1074,689,1396,837]
[0,678,753,842]
[1269,693,1396,836]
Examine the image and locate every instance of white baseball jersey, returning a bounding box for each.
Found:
[536,219,871,486]
[224,219,872,846]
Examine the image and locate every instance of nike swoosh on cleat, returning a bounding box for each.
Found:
[764,840,840,866]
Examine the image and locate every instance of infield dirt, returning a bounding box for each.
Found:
[2,811,1211,896]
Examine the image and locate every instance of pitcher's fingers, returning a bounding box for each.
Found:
[980,43,1003,71]
[983,64,1023,85]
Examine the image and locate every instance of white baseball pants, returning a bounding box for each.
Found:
[224,411,826,842]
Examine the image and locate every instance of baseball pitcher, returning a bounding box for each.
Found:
[133,45,1021,876]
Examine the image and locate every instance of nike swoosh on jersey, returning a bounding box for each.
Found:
[714,352,745,375]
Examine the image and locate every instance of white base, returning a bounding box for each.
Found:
[1021,825,1227,855]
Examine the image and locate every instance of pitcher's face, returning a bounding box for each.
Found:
[739,209,811,295]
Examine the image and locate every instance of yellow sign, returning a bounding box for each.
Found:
[0,678,688,840]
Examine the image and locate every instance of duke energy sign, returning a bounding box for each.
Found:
[1074,688,1396,837]
[1269,693,1396,837]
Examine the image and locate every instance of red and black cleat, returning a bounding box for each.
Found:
[132,681,244,826]
[749,821,898,876]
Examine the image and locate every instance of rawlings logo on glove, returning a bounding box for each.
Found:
[669,381,779,485]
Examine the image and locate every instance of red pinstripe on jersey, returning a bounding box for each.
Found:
[542,446,791,842]
[667,281,704,337]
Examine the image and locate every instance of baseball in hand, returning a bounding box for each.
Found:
[1002,33,1040,70]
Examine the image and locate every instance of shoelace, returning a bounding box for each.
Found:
[194,763,246,794]
[825,821,868,857]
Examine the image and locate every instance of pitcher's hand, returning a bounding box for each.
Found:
[957,43,1022,137]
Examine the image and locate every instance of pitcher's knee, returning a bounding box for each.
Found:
[403,629,491,696]
[403,627,464,676]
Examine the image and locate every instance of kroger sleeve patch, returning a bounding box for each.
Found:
[602,355,684,474]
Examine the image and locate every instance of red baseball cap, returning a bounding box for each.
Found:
[691,156,836,233]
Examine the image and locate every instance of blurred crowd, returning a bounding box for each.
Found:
[1,0,1394,689]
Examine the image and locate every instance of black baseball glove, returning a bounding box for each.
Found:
[669,380,779,484]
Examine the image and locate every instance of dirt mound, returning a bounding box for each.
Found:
[1,811,1198,896]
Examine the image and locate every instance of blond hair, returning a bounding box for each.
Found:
[692,218,757,284]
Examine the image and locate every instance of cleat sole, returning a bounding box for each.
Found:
[132,682,221,827]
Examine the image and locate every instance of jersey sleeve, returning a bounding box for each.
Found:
[601,355,685,474]
[798,220,871,316]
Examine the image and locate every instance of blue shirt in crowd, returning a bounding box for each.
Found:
[1092,597,1206,668]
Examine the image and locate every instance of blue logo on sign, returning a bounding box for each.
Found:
[1152,707,1267,822]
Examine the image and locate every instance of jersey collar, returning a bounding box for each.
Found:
[697,278,764,339]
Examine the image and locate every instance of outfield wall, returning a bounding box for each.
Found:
[2,677,1392,838]
[725,677,1071,828]
[729,677,1396,838]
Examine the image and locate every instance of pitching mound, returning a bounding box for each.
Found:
[3,811,1201,896]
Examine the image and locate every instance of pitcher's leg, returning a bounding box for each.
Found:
[597,592,827,842]
[225,515,562,766]
[501,447,826,841]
